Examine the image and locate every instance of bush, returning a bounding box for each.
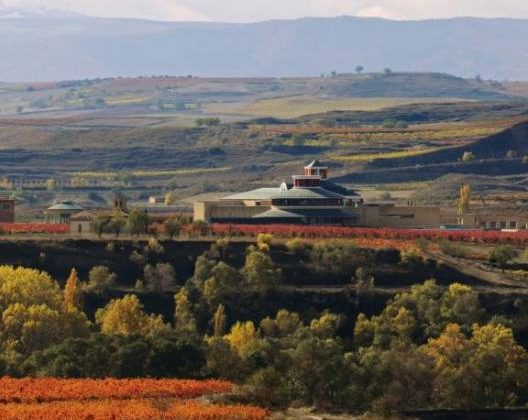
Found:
[256,233,274,252]
[144,263,177,293]
[144,237,165,255]
[462,151,475,162]
[489,245,518,269]
[438,239,466,258]
[310,240,367,278]
[85,266,117,295]
[130,250,147,266]
[285,238,311,255]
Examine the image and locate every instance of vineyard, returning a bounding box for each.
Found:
[0,224,70,234]
[0,378,267,420]
[212,224,528,246]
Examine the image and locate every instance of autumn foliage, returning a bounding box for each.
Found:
[0,399,267,420]
[0,399,268,420]
[211,223,528,245]
[0,378,267,420]
[0,378,232,403]
[0,223,70,234]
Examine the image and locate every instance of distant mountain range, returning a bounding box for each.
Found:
[1,14,528,82]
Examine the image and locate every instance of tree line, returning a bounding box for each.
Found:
[1,239,528,415]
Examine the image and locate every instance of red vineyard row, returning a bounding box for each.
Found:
[0,223,70,234]
[211,224,528,245]
[0,399,268,420]
[0,378,232,403]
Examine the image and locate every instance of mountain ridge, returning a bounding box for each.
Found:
[1,15,528,82]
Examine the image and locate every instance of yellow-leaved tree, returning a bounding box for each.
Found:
[423,322,528,408]
[174,288,197,337]
[0,266,90,362]
[95,294,168,337]
[457,184,471,217]
[64,268,83,311]
[224,321,260,358]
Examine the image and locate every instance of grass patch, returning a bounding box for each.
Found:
[69,167,232,179]
[332,148,440,162]
[205,96,459,119]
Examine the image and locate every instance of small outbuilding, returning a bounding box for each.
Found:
[44,201,84,224]
[0,197,15,223]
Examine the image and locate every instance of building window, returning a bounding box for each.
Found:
[510,221,518,229]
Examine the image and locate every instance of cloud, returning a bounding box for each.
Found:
[2,0,208,20]
[355,5,406,20]
[3,0,528,21]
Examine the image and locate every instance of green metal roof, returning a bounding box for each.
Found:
[253,208,357,219]
[47,201,84,211]
[223,187,345,201]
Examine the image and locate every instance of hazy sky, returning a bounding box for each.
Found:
[2,0,528,21]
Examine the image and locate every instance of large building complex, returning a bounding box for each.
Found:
[194,161,441,228]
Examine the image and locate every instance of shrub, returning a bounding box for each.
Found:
[285,237,310,255]
[256,233,274,252]
[85,266,117,295]
[438,239,467,258]
[462,151,475,162]
[145,237,165,255]
[489,245,518,269]
[144,263,177,293]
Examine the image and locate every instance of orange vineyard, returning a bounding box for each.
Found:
[0,378,268,420]
[0,399,268,420]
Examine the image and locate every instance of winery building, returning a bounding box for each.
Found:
[194,161,440,228]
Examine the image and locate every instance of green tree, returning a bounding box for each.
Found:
[90,215,111,238]
[288,337,349,409]
[203,261,242,308]
[109,212,126,237]
[143,263,176,293]
[164,216,185,239]
[213,304,227,337]
[310,312,341,339]
[310,240,366,278]
[85,266,117,295]
[174,289,197,337]
[127,209,150,236]
[242,248,281,293]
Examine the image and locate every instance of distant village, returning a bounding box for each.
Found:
[0,161,527,233]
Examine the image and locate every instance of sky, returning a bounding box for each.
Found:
[2,0,528,22]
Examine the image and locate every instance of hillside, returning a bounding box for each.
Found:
[1,15,528,81]
[1,94,528,212]
[337,121,528,183]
